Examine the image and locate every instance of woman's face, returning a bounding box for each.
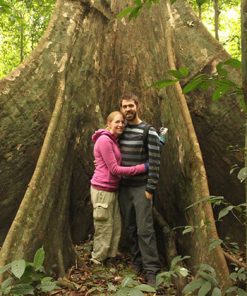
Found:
[108,113,125,137]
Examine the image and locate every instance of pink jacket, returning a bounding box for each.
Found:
[91,129,146,191]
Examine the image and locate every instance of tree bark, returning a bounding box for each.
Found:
[214,0,220,40]
[0,0,244,288]
[241,0,247,264]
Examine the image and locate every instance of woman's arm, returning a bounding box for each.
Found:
[99,136,147,176]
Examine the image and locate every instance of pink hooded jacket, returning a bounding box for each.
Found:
[90,129,146,191]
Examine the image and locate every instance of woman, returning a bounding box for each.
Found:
[90,111,148,265]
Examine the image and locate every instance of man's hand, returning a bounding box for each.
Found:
[145,191,153,200]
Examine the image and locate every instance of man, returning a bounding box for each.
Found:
[118,92,161,286]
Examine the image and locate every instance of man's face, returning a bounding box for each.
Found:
[120,99,138,122]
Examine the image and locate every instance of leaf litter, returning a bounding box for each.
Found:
[48,240,176,295]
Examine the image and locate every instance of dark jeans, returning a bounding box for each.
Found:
[119,184,160,275]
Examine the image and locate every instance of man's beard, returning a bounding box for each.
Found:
[126,111,136,121]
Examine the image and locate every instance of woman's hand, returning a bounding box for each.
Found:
[145,191,153,200]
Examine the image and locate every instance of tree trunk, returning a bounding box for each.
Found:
[214,0,220,40]
[0,0,244,288]
[171,0,244,248]
[241,0,247,264]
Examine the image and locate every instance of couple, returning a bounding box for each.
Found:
[90,92,161,286]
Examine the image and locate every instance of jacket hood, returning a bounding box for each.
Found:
[92,129,118,143]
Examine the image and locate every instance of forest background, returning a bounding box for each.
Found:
[0,0,245,295]
[0,0,241,78]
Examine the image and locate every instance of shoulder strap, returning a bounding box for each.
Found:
[143,123,151,154]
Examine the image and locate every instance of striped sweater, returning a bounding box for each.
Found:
[119,122,160,193]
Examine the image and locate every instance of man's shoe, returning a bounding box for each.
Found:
[145,273,156,287]
[132,264,143,275]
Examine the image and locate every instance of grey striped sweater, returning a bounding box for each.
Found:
[119,122,160,193]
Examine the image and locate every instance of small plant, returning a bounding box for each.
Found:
[156,255,189,287]
[225,267,247,296]
[0,247,58,295]
[182,264,221,296]
[115,275,156,296]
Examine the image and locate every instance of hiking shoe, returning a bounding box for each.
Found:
[145,273,156,288]
[90,258,102,265]
[132,264,143,275]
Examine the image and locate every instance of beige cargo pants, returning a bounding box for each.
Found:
[90,186,121,262]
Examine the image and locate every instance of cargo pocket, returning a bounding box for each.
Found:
[93,203,109,221]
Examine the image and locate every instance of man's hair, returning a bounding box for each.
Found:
[119,92,139,107]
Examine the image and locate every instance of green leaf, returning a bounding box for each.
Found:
[198,271,218,285]
[134,0,142,5]
[108,282,117,292]
[196,0,208,7]
[171,0,177,3]
[209,239,223,252]
[212,85,231,100]
[129,288,144,296]
[121,276,134,287]
[218,206,234,220]
[177,267,189,277]
[10,283,34,295]
[179,67,189,77]
[0,0,11,13]
[182,76,204,94]
[0,277,14,292]
[11,259,26,279]
[216,62,228,77]
[168,68,189,79]
[116,287,132,296]
[151,79,177,89]
[135,284,156,292]
[199,264,216,275]
[33,247,45,270]
[0,263,11,274]
[236,288,247,296]
[171,255,190,269]
[128,6,142,19]
[117,7,135,19]
[224,58,241,69]
[226,286,238,294]
[198,281,212,296]
[183,278,205,293]
[237,167,247,182]
[212,287,222,296]
[39,279,58,292]
[168,70,183,79]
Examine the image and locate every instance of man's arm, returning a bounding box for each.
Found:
[145,127,161,197]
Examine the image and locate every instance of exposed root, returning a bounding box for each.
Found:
[223,251,247,270]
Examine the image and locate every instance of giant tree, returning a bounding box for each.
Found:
[0,0,244,288]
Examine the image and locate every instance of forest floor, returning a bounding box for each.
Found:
[50,241,176,296]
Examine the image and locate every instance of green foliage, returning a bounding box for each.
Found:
[0,0,55,78]
[208,239,223,252]
[0,247,58,295]
[185,195,246,226]
[115,275,156,296]
[183,264,221,296]
[226,267,247,296]
[117,0,160,20]
[196,0,208,8]
[156,255,189,287]
[151,59,244,112]
[150,67,190,89]
[189,0,240,58]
